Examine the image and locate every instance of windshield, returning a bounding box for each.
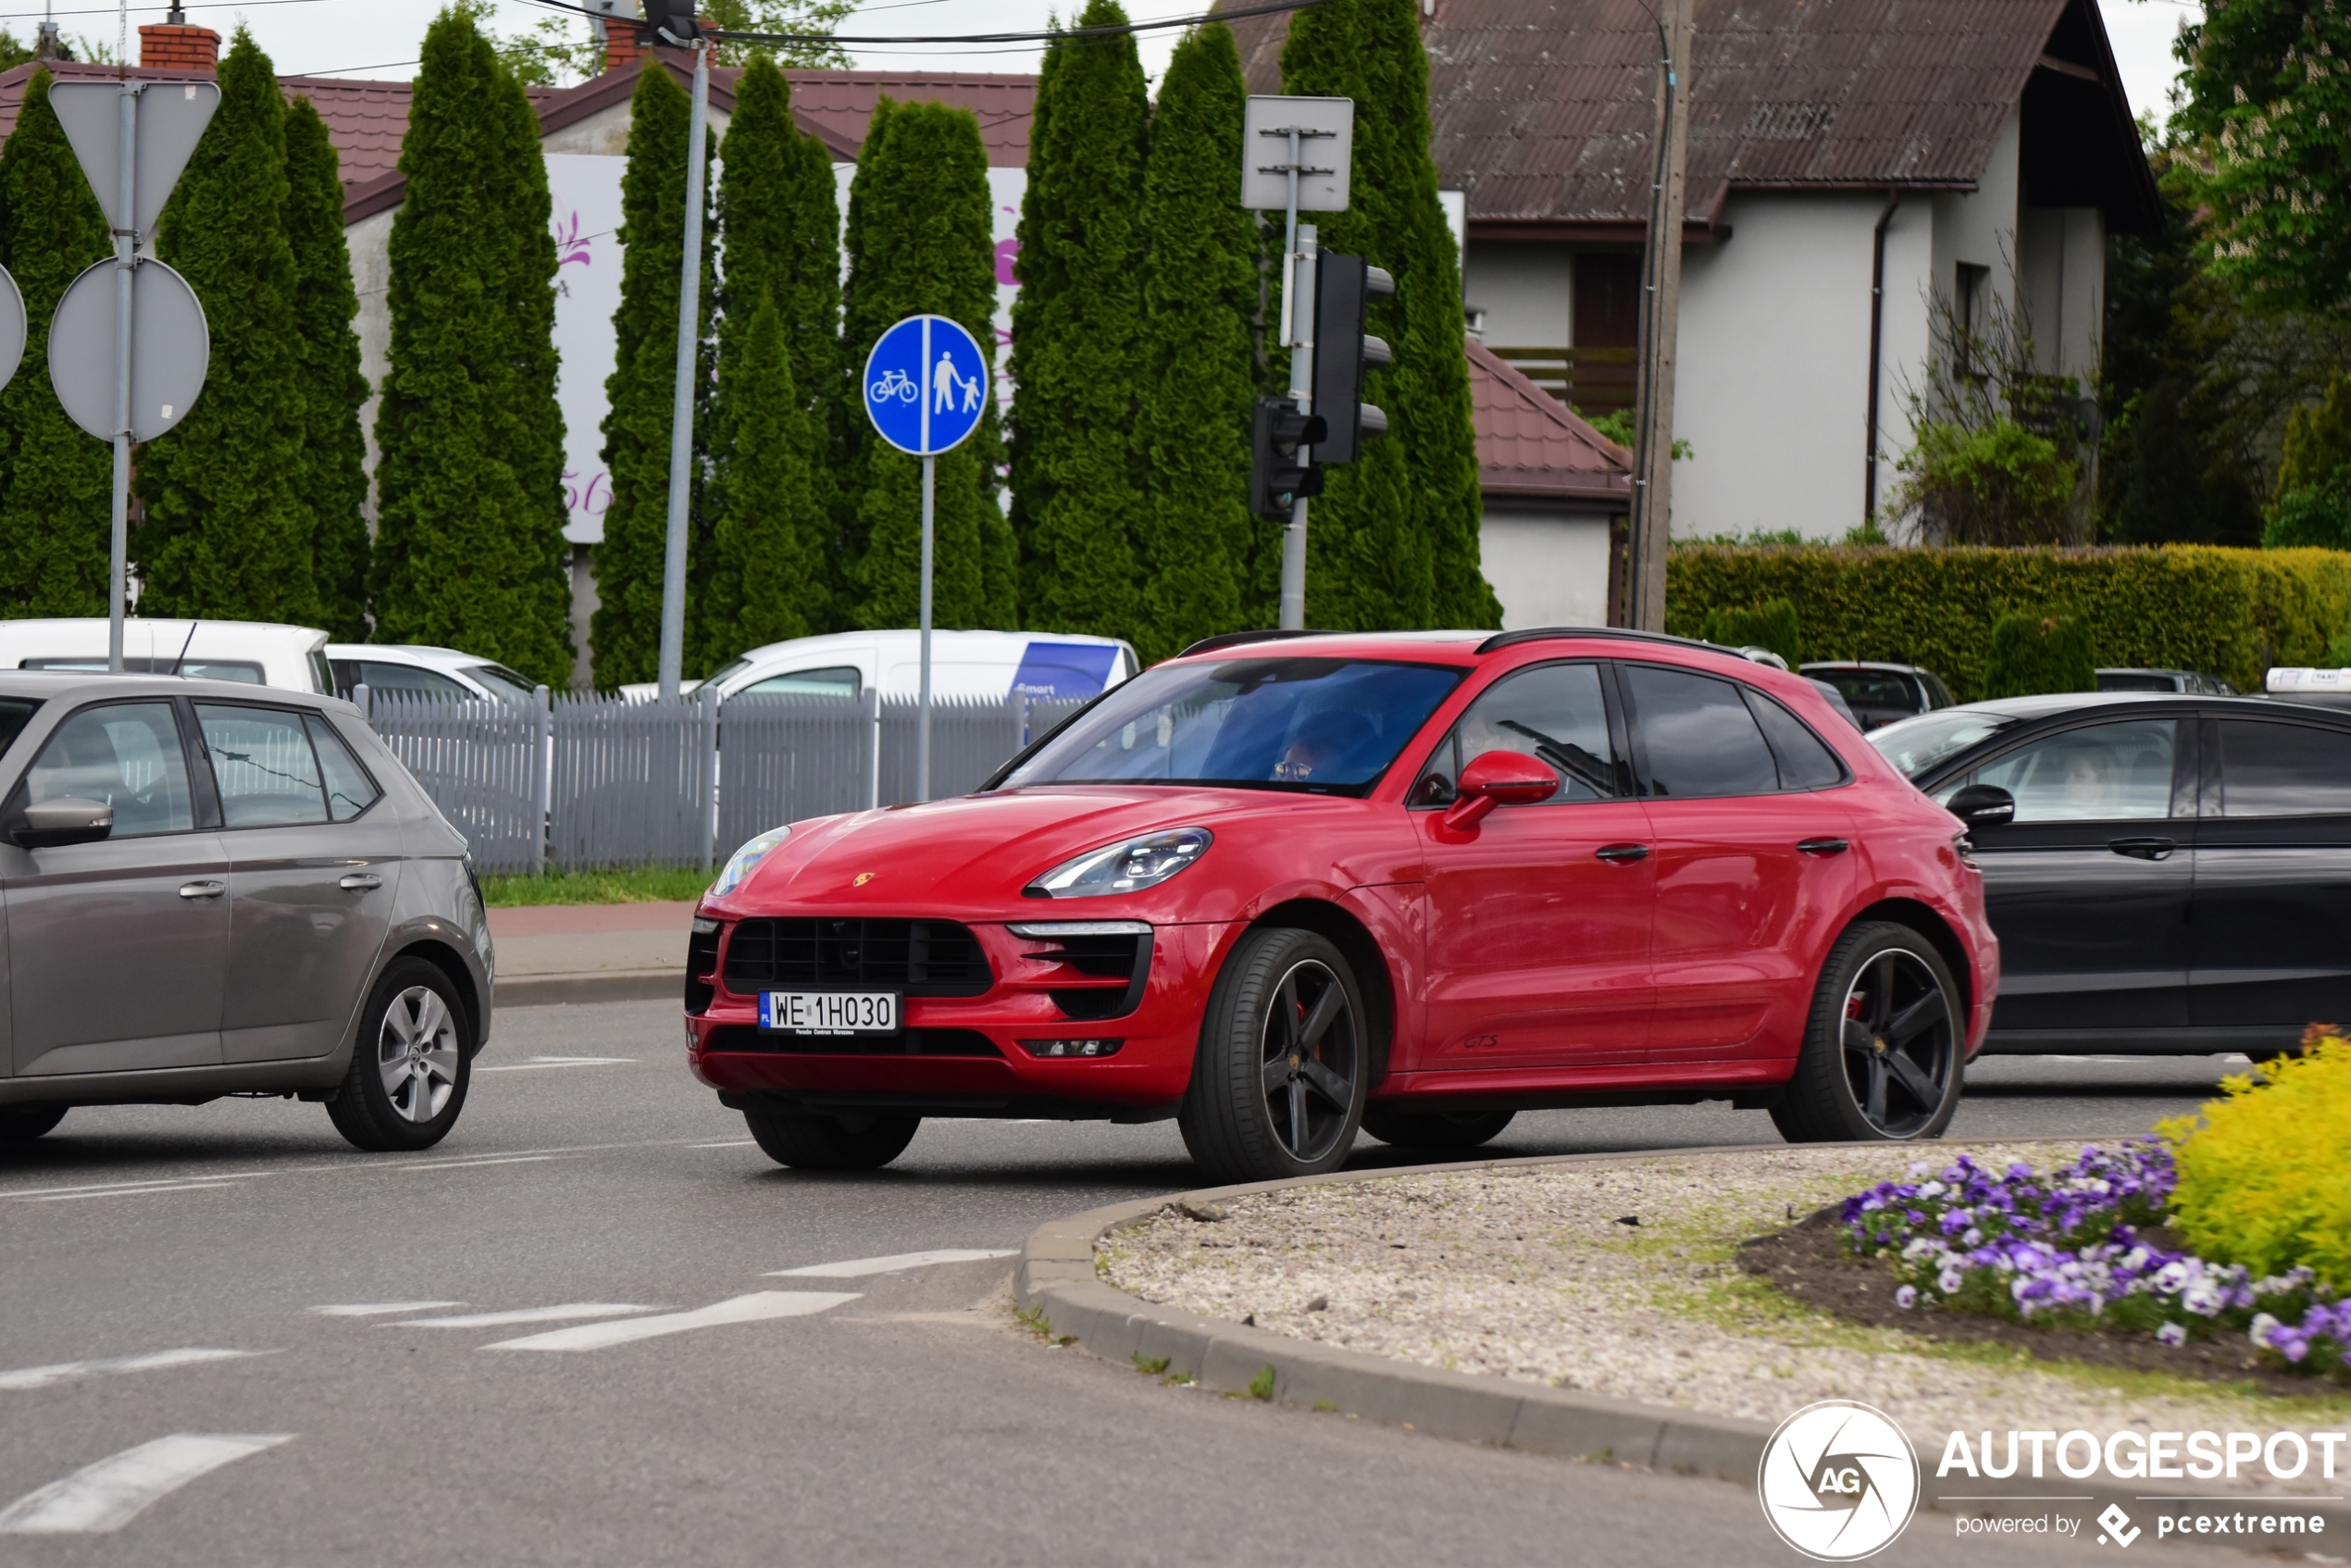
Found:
[1869,708,2018,779]
[1000,657,1464,794]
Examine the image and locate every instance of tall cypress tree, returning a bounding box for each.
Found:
[372,8,574,685]
[590,61,715,687]
[839,98,1003,629]
[1008,0,1149,637]
[0,68,110,618]
[135,28,313,623]
[1132,24,1256,662]
[285,96,371,641]
[1282,0,1498,629]
[696,56,835,666]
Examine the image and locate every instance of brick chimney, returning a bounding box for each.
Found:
[140,2,220,73]
[601,19,647,75]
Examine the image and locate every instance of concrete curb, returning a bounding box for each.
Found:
[1015,1143,2351,1539]
[494,969,679,1009]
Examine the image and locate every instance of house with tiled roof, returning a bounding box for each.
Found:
[1228,0,2158,543]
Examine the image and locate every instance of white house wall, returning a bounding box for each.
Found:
[2017,204,2105,384]
[1461,243,1570,350]
[1478,506,1611,628]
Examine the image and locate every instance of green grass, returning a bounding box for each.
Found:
[478,866,711,907]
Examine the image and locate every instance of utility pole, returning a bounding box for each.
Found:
[1626,0,1691,632]
[653,2,707,703]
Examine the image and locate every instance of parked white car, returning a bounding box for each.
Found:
[0,618,331,692]
[620,629,1139,704]
[328,644,541,704]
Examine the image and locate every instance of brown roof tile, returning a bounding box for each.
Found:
[1467,339,1631,506]
[1222,0,2155,232]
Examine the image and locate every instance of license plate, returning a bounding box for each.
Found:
[760,990,901,1036]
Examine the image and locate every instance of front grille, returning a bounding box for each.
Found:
[721,917,992,998]
[686,920,723,1015]
[703,1025,1000,1057]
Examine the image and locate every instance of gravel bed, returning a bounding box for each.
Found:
[1099,1143,2351,1493]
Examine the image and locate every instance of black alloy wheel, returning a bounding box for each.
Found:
[742,1108,920,1172]
[1180,927,1369,1183]
[1359,1107,1516,1151]
[0,1104,68,1142]
[1773,923,1962,1142]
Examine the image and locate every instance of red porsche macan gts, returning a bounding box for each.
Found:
[685,628,1998,1183]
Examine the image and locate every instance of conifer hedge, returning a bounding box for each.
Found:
[1130,22,1256,662]
[1280,0,1497,632]
[371,10,573,687]
[839,97,1007,629]
[0,68,109,618]
[1665,544,2351,701]
[137,30,313,624]
[1009,0,1150,639]
[285,96,372,641]
[591,61,714,688]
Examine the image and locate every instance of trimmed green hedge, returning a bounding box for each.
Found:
[1665,545,2351,702]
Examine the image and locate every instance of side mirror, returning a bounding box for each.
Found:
[1441,751,1559,830]
[1945,783,2014,829]
[14,796,114,849]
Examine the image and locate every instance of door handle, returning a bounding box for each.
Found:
[338,873,383,891]
[1797,838,1850,855]
[2108,837,2176,862]
[177,879,226,900]
[1594,843,1650,864]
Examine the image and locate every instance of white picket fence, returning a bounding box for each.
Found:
[361,688,1084,875]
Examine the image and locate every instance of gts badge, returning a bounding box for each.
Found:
[1458,1033,1500,1052]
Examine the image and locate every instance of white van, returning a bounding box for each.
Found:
[327,643,541,704]
[622,629,1139,704]
[0,618,331,692]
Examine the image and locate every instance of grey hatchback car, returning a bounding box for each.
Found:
[0,674,494,1151]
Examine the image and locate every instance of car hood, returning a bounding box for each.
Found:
[711,785,1368,916]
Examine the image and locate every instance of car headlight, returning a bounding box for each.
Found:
[712,826,790,897]
[1026,828,1211,899]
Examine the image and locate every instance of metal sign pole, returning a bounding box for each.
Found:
[1279,221,1318,632]
[916,318,934,804]
[656,38,710,702]
[107,83,138,674]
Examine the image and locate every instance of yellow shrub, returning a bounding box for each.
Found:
[2159,1031,2351,1289]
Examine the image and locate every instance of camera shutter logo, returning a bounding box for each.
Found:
[1757,1400,1920,1561]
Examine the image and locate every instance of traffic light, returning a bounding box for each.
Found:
[1250,397,1325,521]
[1310,254,1394,466]
[642,0,703,44]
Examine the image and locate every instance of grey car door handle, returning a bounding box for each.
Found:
[177,879,227,900]
[2108,837,2176,862]
[338,873,383,891]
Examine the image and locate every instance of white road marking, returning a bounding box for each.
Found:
[0,1349,270,1393]
[0,1434,292,1534]
[766,1249,1016,1279]
[391,1303,658,1329]
[23,1180,252,1202]
[309,1301,465,1318]
[389,1154,564,1173]
[689,1139,756,1149]
[0,1135,739,1203]
[474,1056,639,1073]
[484,1291,857,1352]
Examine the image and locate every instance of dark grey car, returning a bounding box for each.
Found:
[0,674,494,1149]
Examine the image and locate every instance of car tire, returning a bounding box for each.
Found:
[1772,922,1963,1144]
[1358,1107,1515,1151]
[1179,927,1369,1184]
[0,1104,67,1142]
[742,1108,919,1171]
[326,958,473,1153]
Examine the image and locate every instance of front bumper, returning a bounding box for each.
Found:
[687,917,1238,1115]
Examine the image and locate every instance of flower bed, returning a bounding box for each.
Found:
[1844,1139,2351,1379]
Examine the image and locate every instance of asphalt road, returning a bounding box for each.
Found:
[0,1002,2247,1567]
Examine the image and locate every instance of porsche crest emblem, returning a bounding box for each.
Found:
[853,872,876,887]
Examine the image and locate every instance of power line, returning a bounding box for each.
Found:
[514,0,1324,48]
[0,0,332,18]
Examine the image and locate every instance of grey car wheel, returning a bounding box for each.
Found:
[327,957,471,1152]
[1179,927,1369,1184]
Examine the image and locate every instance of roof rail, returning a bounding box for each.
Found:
[1176,628,1334,658]
[1474,626,1718,655]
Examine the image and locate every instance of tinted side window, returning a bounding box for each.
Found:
[1746,691,1848,790]
[2218,720,2351,816]
[24,701,194,836]
[305,715,382,822]
[741,665,862,699]
[1940,719,2179,823]
[1622,665,1779,798]
[358,661,468,700]
[197,704,330,828]
[1415,661,1619,806]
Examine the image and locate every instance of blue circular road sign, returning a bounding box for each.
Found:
[862,314,989,456]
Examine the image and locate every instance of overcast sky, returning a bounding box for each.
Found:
[3,0,2196,121]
